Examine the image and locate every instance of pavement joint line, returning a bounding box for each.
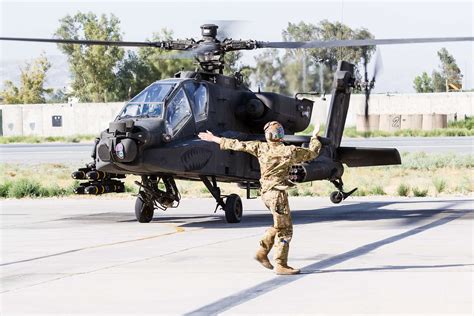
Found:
[0,225,194,267]
[1,232,262,294]
[185,209,470,316]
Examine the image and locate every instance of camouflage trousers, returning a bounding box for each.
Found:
[260,189,293,266]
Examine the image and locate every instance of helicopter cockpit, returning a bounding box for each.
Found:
[119,82,174,119]
[118,79,209,137]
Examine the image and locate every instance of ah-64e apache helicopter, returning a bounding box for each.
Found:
[1,25,472,223]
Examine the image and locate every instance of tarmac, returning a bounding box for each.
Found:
[1,196,473,315]
[1,136,472,164]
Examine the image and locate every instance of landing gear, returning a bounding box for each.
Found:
[135,192,154,223]
[225,194,243,223]
[134,175,181,223]
[330,191,344,204]
[200,176,243,223]
[330,178,357,204]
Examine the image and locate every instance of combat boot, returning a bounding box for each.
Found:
[274,236,300,275]
[255,247,273,270]
[275,264,300,275]
[255,227,277,270]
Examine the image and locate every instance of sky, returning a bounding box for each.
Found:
[0,0,473,93]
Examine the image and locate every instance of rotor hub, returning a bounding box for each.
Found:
[200,24,218,41]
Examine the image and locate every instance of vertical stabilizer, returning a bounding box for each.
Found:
[324,61,355,148]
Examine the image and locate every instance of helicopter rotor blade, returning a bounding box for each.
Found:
[372,48,384,83]
[3,36,472,50]
[363,50,370,119]
[257,36,474,49]
[0,36,164,48]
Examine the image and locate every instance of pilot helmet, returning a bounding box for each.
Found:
[264,121,285,142]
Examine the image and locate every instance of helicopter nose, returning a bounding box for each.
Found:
[113,138,138,162]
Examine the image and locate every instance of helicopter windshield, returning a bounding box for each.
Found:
[119,82,175,118]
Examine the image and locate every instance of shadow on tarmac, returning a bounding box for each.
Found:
[173,199,472,230]
[185,209,471,316]
[75,199,474,230]
[310,263,474,274]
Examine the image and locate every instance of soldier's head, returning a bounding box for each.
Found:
[264,121,285,142]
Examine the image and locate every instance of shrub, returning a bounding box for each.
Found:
[0,181,13,197]
[352,188,367,196]
[7,178,43,198]
[412,187,428,197]
[370,186,386,195]
[433,178,447,194]
[125,184,138,193]
[448,116,473,129]
[397,183,410,196]
[288,188,300,196]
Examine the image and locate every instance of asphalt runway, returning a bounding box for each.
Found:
[0,136,472,164]
[1,197,472,314]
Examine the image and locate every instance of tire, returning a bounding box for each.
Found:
[135,194,154,223]
[330,191,343,204]
[224,194,243,223]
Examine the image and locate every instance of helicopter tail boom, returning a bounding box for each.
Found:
[324,61,355,148]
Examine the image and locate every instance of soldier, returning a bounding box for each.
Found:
[198,121,321,275]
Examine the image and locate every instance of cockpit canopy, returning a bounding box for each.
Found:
[119,82,175,119]
[118,79,209,137]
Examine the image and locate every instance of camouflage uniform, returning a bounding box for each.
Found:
[220,136,322,267]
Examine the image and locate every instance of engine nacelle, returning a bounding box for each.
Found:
[236,92,313,134]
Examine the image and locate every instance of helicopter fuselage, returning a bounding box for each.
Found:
[94,70,315,183]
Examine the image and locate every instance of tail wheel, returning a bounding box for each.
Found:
[225,194,243,223]
[330,191,344,204]
[135,193,154,223]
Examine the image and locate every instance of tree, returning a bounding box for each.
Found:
[47,88,69,103]
[254,21,375,95]
[413,72,434,93]
[437,48,462,90]
[253,49,287,93]
[55,12,124,102]
[114,51,154,100]
[431,70,445,92]
[136,29,194,80]
[1,54,52,104]
[413,48,463,93]
[223,51,243,76]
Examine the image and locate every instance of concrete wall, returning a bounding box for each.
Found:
[1,102,125,137]
[311,92,473,127]
[0,92,472,136]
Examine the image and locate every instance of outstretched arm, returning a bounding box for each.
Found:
[198,130,260,156]
[198,130,221,144]
[292,122,322,163]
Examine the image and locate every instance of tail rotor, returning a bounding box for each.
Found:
[362,48,384,119]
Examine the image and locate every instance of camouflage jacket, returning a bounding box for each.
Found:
[220,136,322,193]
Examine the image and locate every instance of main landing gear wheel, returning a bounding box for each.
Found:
[329,178,357,204]
[135,193,154,223]
[330,191,344,204]
[225,194,243,223]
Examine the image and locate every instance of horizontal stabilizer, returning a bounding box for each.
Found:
[337,147,401,167]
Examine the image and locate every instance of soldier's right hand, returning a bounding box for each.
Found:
[198,130,221,144]
[312,122,321,137]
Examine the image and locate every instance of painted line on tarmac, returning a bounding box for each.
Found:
[185,209,470,316]
[1,230,261,294]
[0,225,188,267]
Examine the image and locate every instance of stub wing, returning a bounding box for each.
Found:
[337,147,401,167]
